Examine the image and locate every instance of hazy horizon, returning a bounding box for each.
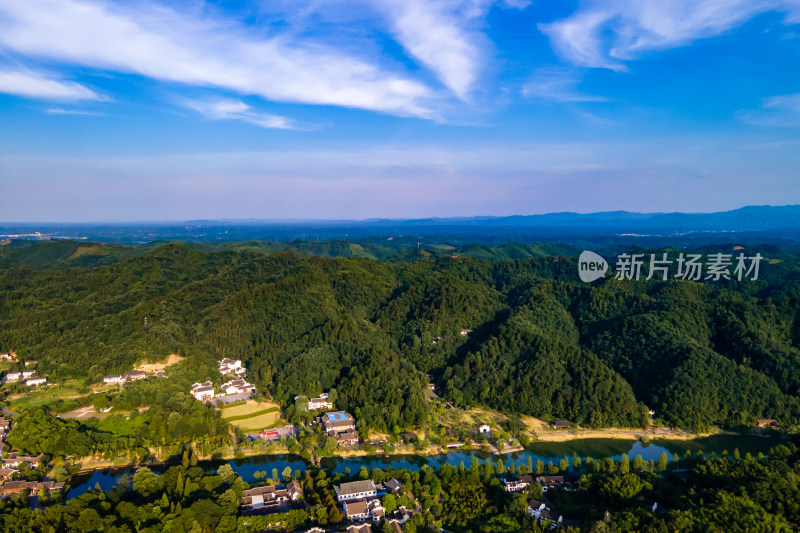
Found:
[0,203,798,226]
[1,1,799,221]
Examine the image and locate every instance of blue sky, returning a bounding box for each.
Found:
[0,0,798,221]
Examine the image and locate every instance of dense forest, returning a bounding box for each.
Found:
[2,241,800,430]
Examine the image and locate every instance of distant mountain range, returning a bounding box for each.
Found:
[1,205,798,245]
[341,205,800,232]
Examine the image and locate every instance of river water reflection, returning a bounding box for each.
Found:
[67,434,786,499]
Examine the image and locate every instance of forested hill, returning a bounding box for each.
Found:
[1,242,800,432]
[0,238,578,268]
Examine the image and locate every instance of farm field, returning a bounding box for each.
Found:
[220,400,281,430]
[5,382,89,413]
[134,353,184,373]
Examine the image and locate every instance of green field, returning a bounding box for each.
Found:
[220,401,282,430]
[223,407,278,422]
[5,382,91,413]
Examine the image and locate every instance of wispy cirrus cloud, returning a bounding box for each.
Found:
[0,68,101,100]
[45,108,102,115]
[0,0,435,117]
[522,69,610,102]
[182,98,296,130]
[738,93,800,127]
[378,0,531,99]
[377,0,487,100]
[540,0,800,70]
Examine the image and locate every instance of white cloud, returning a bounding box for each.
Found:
[377,0,529,99]
[45,108,102,115]
[0,0,436,117]
[522,69,610,102]
[254,0,528,100]
[738,92,800,126]
[182,98,295,129]
[540,0,800,70]
[0,69,101,100]
[378,0,484,99]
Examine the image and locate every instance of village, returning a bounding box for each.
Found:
[1,353,46,388]
[0,352,579,529]
[235,466,571,532]
[0,413,64,501]
[0,350,789,531]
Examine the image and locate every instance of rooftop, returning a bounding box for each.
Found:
[345,500,368,515]
[335,479,377,496]
[326,411,350,422]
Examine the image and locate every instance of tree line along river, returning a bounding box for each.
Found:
[65,433,787,499]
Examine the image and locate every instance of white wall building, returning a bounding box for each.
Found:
[191,381,215,402]
[24,377,47,387]
[219,358,246,376]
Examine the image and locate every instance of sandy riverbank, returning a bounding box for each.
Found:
[530,426,729,443]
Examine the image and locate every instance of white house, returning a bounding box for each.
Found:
[104,375,125,384]
[344,501,370,520]
[3,372,22,383]
[528,499,546,518]
[219,358,246,376]
[308,392,334,411]
[24,376,47,387]
[503,475,533,492]
[334,480,377,502]
[478,424,491,435]
[539,509,563,527]
[537,475,568,492]
[3,370,35,383]
[191,381,215,402]
[344,498,385,521]
[221,379,255,396]
[320,411,356,433]
[3,453,41,469]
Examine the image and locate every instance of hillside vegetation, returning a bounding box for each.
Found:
[1,242,799,432]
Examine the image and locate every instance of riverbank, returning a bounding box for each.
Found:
[438,407,724,447]
[530,425,727,443]
[73,440,290,473]
[66,432,793,499]
[70,425,740,475]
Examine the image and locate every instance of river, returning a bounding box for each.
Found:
[66,433,787,499]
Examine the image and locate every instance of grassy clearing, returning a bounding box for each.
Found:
[221,400,282,430]
[228,411,282,430]
[6,382,90,412]
[220,400,278,418]
[438,406,509,435]
[224,407,278,422]
[95,414,147,437]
